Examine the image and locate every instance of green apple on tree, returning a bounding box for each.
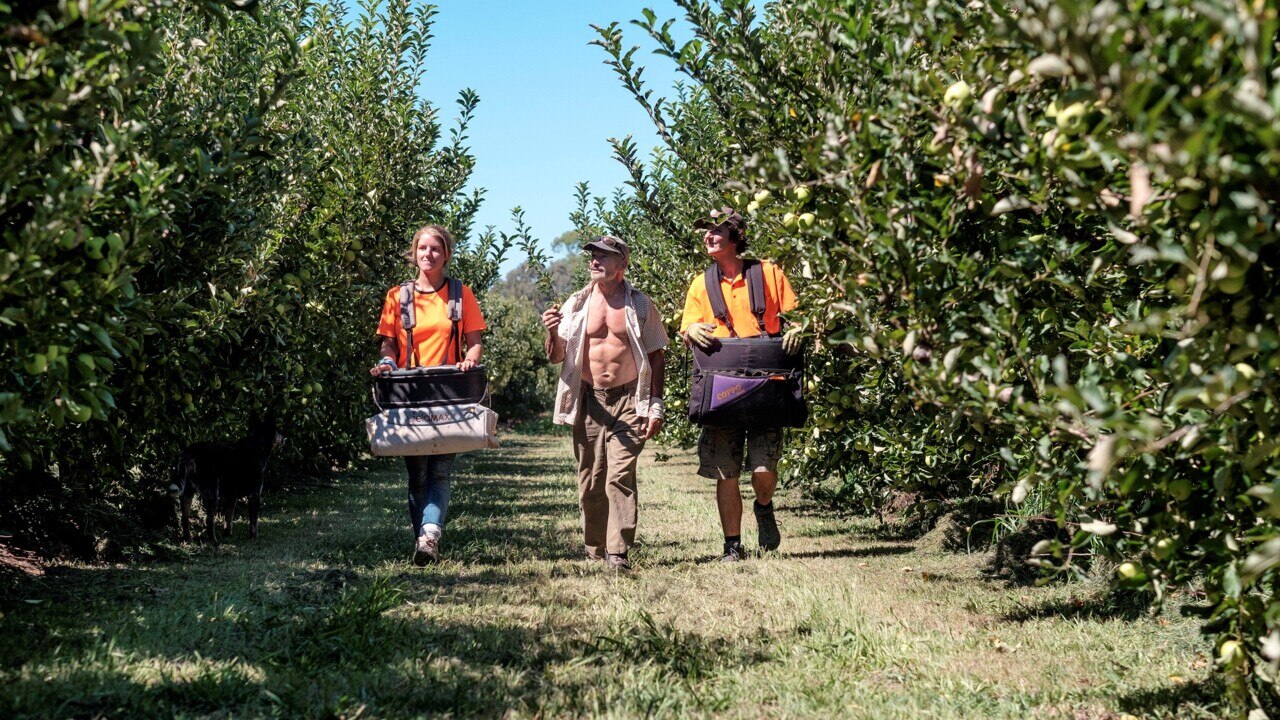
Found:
[1055,102,1089,135]
[1168,479,1193,501]
[1219,640,1244,668]
[943,80,971,111]
[68,402,93,423]
[1116,562,1146,583]
[23,354,49,374]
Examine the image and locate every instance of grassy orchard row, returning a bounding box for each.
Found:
[0,0,518,557]
[594,0,1279,710]
[0,429,1213,718]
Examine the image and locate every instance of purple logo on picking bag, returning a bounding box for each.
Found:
[710,375,769,411]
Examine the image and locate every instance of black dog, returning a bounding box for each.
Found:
[169,413,284,544]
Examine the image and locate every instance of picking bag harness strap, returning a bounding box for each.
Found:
[703,259,768,338]
[399,278,464,368]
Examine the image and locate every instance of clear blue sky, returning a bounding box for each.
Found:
[420,1,690,272]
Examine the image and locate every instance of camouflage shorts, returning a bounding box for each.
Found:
[696,426,784,480]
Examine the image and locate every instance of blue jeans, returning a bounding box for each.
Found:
[406,454,455,537]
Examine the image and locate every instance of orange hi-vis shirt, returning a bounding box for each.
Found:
[680,260,797,338]
[376,282,487,368]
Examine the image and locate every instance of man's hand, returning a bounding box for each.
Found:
[685,322,717,349]
[457,358,477,372]
[541,304,562,335]
[543,303,567,363]
[781,326,805,355]
[645,416,664,440]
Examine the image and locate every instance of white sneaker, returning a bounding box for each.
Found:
[413,534,439,566]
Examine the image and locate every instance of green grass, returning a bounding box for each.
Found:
[0,426,1224,718]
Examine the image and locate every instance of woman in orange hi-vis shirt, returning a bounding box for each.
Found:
[370,224,486,566]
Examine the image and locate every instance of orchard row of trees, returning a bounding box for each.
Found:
[5,0,1277,709]
[0,0,563,557]
[588,0,1279,711]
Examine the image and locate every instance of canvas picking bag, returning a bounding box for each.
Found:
[688,260,807,429]
[366,402,498,457]
[366,279,499,455]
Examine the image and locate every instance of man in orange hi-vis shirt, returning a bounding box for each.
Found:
[680,207,801,563]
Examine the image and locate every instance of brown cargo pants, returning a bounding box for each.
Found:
[573,381,646,558]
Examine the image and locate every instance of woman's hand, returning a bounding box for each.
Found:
[370,357,396,376]
[458,330,483,373]
[373,338,398,376]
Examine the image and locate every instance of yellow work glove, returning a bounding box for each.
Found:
[781,326,805,355]
[685,322,717,349]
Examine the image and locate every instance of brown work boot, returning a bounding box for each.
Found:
[754,500,781,552]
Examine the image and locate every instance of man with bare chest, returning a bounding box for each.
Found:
[543,236,668,571]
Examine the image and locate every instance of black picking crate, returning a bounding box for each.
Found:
[373,365,488,409]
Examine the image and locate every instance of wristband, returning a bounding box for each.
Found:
[649,397,665,421]
[378,357,397,370]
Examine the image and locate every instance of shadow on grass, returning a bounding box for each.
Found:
[30,665,269,720]
[575,609,774,687]
[447,458,582,565]
[785,544,915,560]
[0,564,571,718]
[1113,676,1229,719]
[781,501,867,522]
[391,565,579,607]
[503,415,570,438]
[1001,588,1157,624]
[638,545,913,567]
[646,552,729,566]
[0,444,594,718]
[307,442,582,568]
[468,458,573,480]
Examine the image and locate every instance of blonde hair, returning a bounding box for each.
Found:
[403,224,455,266]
